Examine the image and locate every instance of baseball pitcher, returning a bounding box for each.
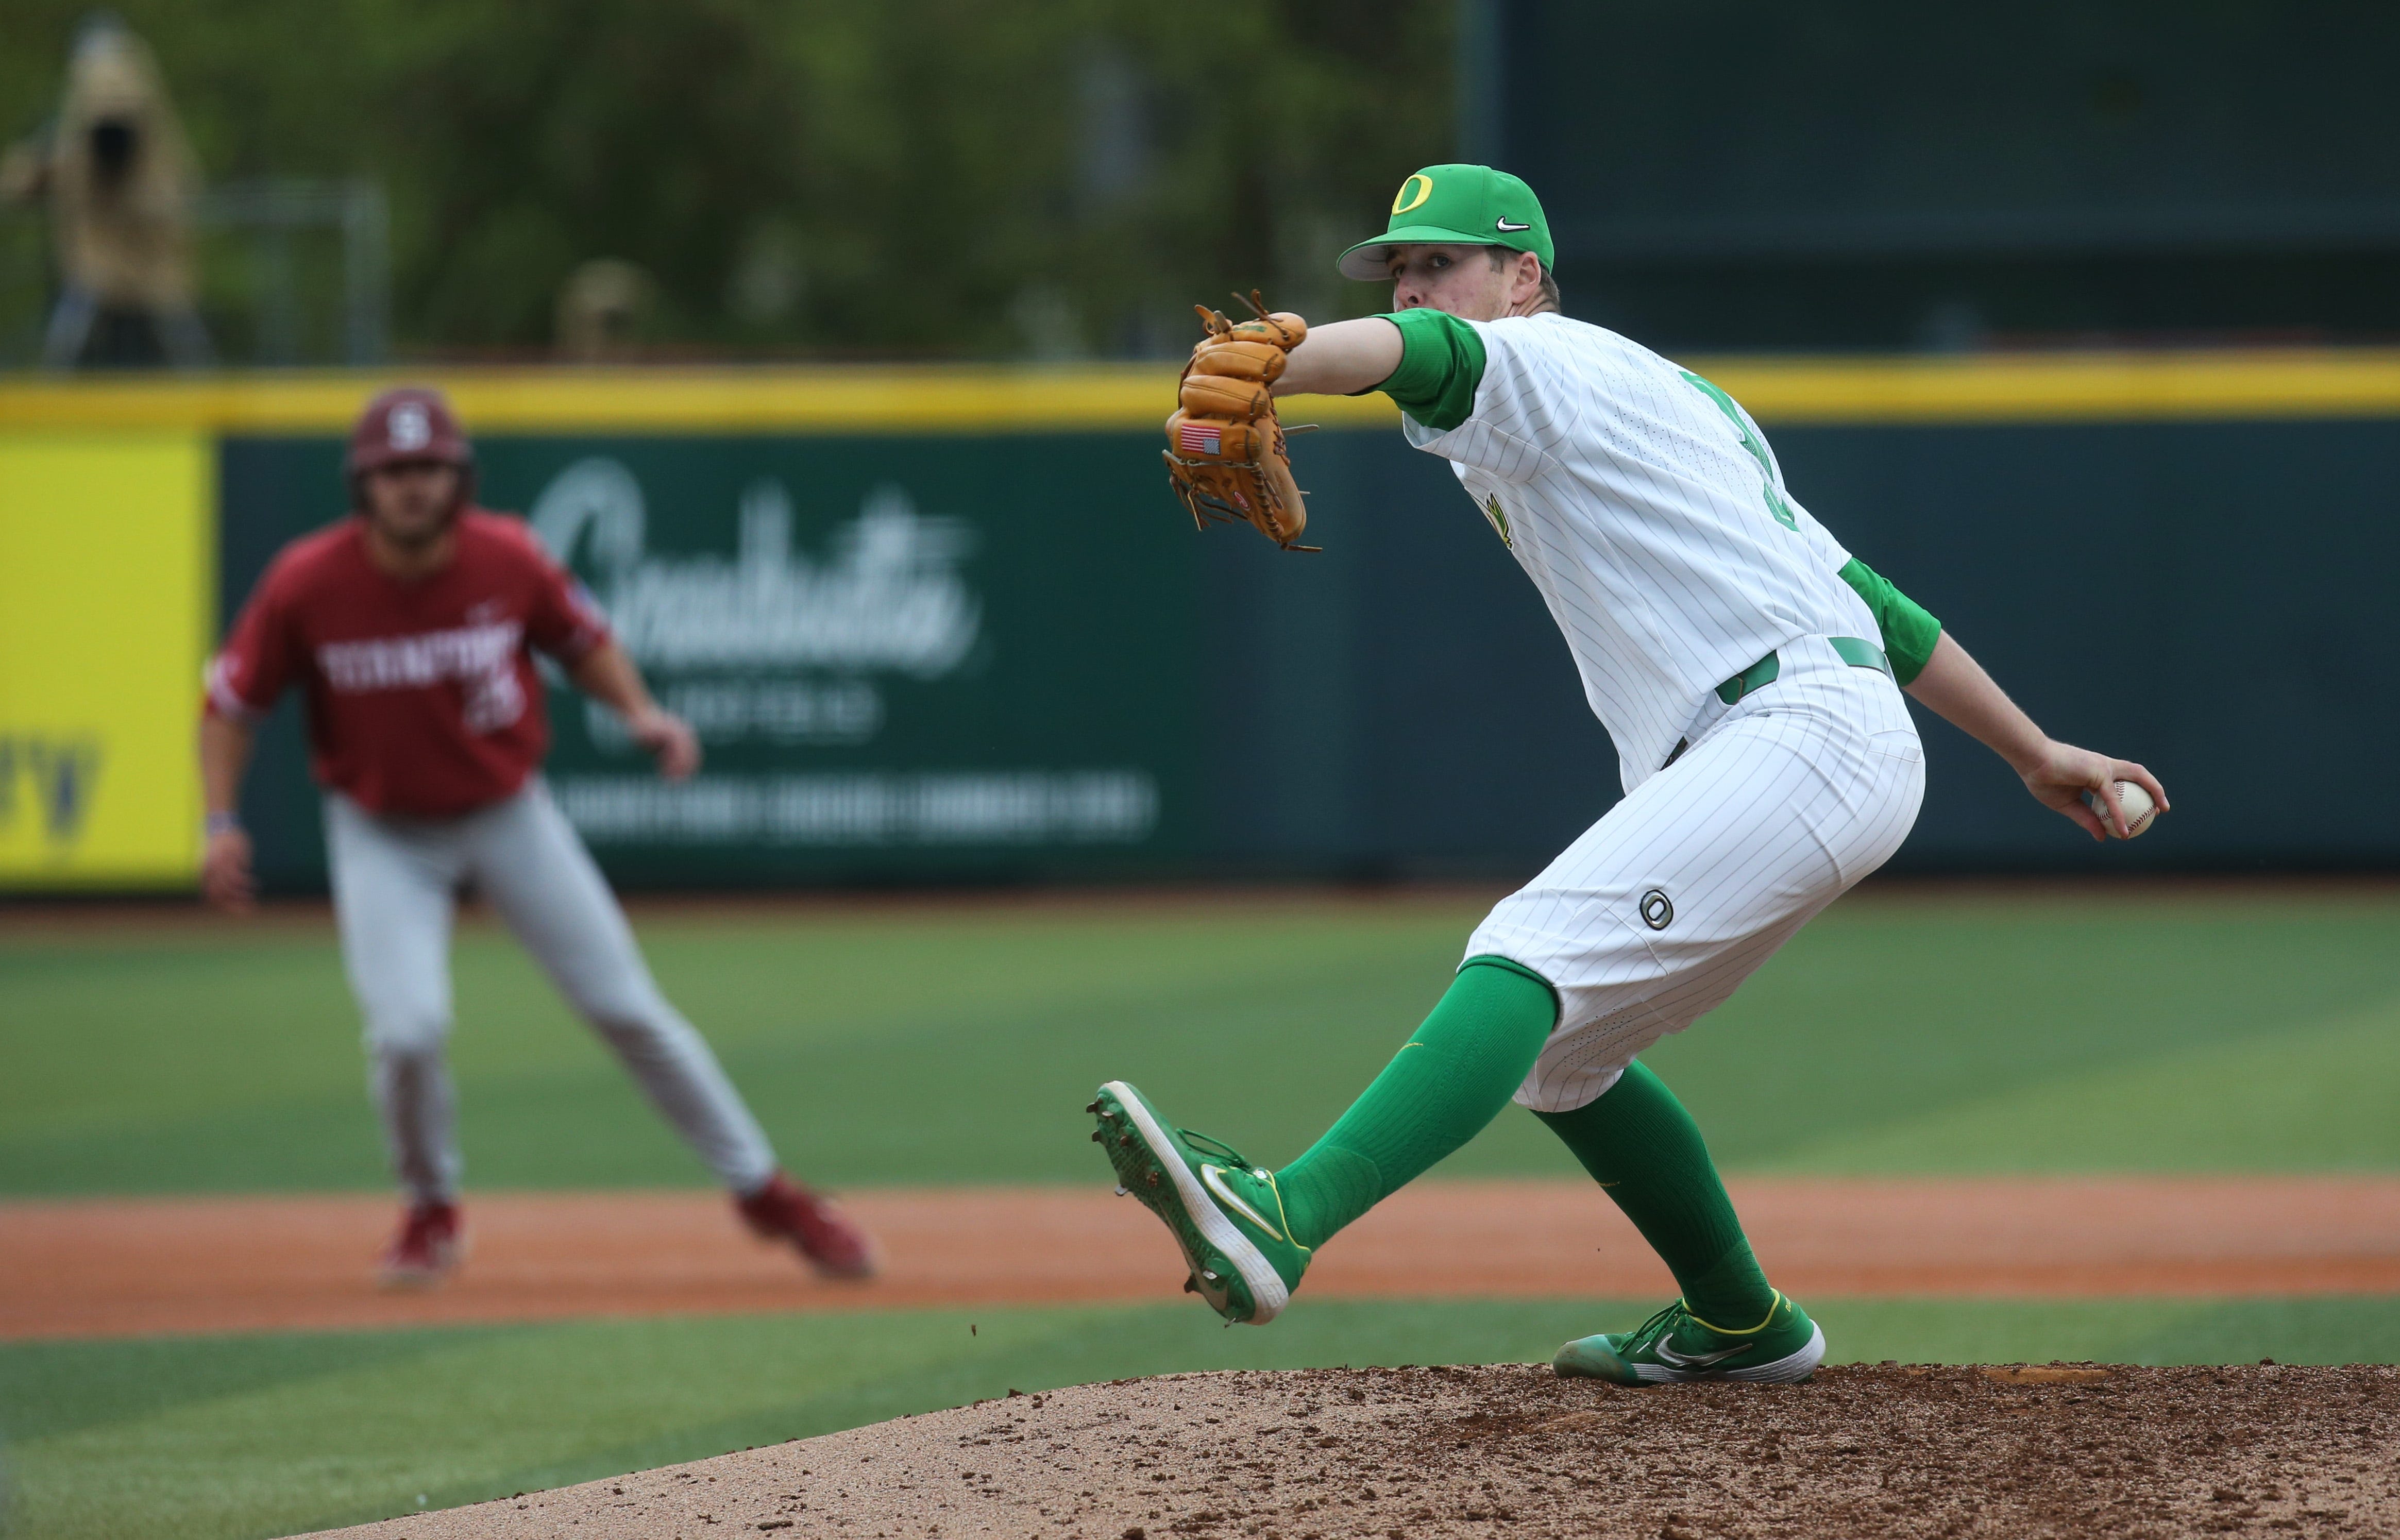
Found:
[1103,165,2170,1382]
[199,387,875,1285]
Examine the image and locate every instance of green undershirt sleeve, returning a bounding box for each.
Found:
[1837,557,1942,685]
[1372,309,1488,432]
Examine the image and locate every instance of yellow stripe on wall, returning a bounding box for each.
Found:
[4,348,2400,433]
[0,366,1388,434]
[1713,350,2400,424]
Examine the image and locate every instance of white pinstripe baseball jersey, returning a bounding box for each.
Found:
[1400,313,1880,790]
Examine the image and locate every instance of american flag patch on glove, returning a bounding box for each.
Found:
[1178,421,1224,455]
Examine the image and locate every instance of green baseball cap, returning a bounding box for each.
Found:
[1337,164,1554,281]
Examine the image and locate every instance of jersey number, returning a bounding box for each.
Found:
[1680,370,1797,532]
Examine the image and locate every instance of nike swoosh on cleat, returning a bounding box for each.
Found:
[1200,1164,1283,1239]
[1653,1340,1747,1369]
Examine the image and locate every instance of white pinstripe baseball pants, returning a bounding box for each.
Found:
[1468,635,1926,1114]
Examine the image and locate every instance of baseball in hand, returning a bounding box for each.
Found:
[2090,780,2158,839]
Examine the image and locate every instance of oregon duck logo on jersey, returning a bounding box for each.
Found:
[1481,492,1513,549]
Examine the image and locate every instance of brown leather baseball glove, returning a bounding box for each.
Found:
[1163,293,1317,551]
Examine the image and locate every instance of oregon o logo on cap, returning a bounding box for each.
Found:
[1391,174,1434,215]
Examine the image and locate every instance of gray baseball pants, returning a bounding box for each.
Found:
[325,779,779,1204]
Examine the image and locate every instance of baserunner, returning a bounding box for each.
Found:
[1095,163,2169,1383]
[200,387,877,1287]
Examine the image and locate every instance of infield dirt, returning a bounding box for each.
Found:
[10,1176,2400,1339]
[307,1362,2397,1539]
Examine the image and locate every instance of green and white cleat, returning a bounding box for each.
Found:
[1088,1080,1310,1324]
[1552,1293,1824,1385]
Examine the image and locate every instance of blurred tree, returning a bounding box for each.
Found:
[0,0,1453,360]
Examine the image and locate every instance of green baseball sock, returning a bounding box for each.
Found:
[1533,1060,1778,1330]
[1275,957,1557,1249]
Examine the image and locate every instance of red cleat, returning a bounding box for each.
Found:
[737,1172,879,1279]
[378,1199,464,1288]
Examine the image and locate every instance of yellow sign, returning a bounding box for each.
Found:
[0,432,211,886]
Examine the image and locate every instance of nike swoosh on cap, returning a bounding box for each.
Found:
[1495,218,1532,232]
[1201,1164,1283,1239]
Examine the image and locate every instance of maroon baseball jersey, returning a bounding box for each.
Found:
[206,511,611,817]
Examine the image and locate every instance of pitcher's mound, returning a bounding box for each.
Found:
[310,1362,2396,1538]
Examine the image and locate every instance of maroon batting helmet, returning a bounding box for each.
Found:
[347,386,475,510]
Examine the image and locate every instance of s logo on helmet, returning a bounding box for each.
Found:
[388,402,432,452]
[1640,889,1674,930]
[1391,174,1434,215]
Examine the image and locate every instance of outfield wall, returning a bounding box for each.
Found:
[3,351,2395,890]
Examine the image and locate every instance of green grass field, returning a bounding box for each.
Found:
[4,887,2397,1538]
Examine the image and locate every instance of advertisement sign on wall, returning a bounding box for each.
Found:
[219,430,1206,886]
[0,432,211,886]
